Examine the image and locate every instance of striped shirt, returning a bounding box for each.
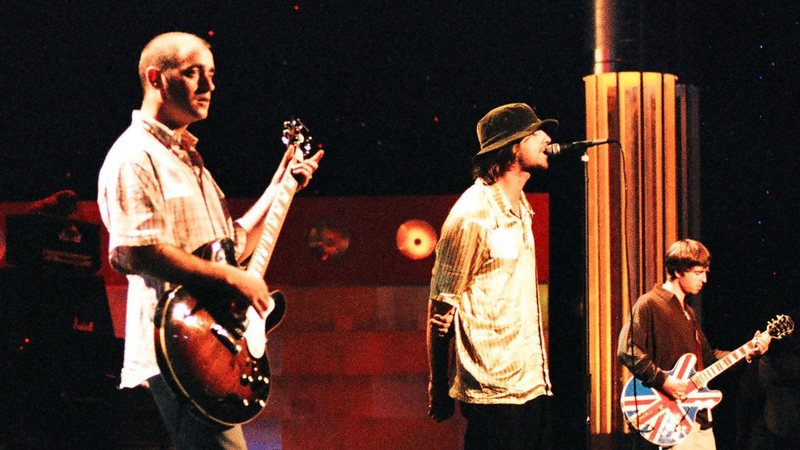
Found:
[97,111,245,388]
[430,179,552,404]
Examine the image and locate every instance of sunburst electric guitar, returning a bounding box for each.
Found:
[154,119,316,425]
[620,314,794,447]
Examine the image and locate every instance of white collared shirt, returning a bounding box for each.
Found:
[97,111,245,388]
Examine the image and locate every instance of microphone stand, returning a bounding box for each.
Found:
[581,150,591,450]
[549,146,596,449]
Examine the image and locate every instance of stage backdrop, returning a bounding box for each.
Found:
[0,194,549,337]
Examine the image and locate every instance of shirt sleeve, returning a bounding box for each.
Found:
[429,209,486,307]
[618,299,668,388]
[231,221,248,259]
[101,150,175,251]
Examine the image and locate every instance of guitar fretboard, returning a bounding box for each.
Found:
[246,168,299,278]
[690,339,757,388]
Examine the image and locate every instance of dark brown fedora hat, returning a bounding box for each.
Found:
[475,103,558,156]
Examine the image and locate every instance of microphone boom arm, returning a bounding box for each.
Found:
[546,138,618,156]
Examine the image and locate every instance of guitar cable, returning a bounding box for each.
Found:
[616,143,647,443]
[618,123,682,444]
[608,137,661,444]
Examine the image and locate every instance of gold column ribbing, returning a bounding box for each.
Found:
[582,72,685,439]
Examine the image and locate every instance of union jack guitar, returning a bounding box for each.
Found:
[620,314,794,447]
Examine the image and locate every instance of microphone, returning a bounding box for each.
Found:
[546,138,617,156]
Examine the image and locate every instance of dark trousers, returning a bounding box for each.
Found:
[461,396,552,450]
[148,375,247,450]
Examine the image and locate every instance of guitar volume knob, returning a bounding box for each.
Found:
[240,374,253,386]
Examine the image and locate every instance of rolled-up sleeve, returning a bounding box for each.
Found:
[430,208,486,307]
[100,150,175,252]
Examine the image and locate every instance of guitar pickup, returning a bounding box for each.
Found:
[233,317,249,339]
[211,323,242,354]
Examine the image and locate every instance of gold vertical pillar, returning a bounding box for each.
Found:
[583,71,684,440]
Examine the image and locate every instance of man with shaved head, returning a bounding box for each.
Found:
[98,32,323,448]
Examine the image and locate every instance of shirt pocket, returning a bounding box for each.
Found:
[488,226,521,260]
[161,167,197,200]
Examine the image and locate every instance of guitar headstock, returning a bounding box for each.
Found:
[766,314,795,340]
[282,118,315,158]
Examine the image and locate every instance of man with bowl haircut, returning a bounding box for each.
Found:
[618,239,772,449]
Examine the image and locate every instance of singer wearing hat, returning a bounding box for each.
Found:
[426,102,558,449]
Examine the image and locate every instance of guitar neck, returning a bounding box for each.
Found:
[245,166,299,279]
[690,338,757,388]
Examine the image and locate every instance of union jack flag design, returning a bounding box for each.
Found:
[620,314,794,447]
[620,353,722,447]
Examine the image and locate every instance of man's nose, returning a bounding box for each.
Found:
[199,74,214,92]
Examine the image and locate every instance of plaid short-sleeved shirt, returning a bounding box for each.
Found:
[430,179,552,404]
[98,111,245,388]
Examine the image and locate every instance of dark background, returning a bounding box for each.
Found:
[2,1,799,446]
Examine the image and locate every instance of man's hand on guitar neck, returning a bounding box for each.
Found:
[293,149,324,190]
[746,330,771,362]
[754,330,771,354]
[272,146,324,190]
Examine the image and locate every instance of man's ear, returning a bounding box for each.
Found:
[146,67,162,88]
